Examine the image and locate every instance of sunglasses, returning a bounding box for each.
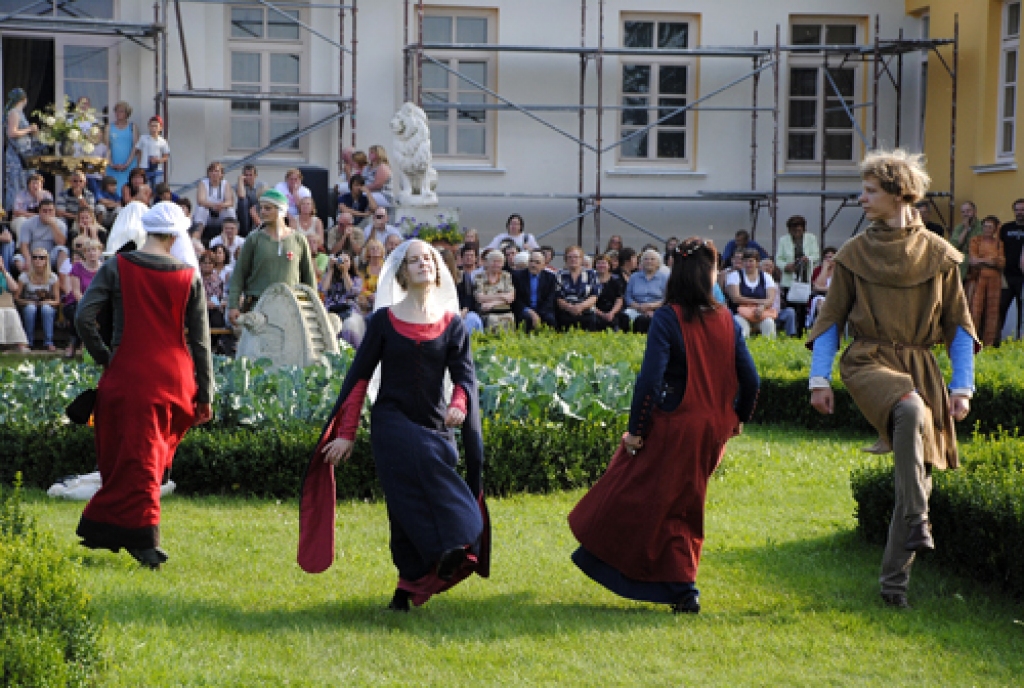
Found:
[32,255,48,260]
[374,214,386,219]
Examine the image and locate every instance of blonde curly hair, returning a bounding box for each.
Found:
[859,148,931,204]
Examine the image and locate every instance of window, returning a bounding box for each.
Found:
[63,45,110,114]
[618,15,695,164]
[786,19,863,164]
[420,10,495,160]
[228,5,304,152]
[999,1,1020,158]
[0,0,112,17]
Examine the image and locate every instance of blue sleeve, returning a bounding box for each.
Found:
[628,308,676,437]
[713,283,727,305]
[810,323,839,380]
[949,326,975,392]
[733,321,760,421]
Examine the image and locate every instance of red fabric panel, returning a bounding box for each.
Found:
[335,379,369,440]
[387,309,454,342]
[298,414,339,573]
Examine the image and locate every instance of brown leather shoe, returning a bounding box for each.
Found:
[881,592,911,609]
[905,521,935,552]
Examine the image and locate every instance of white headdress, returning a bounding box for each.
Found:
[374,239,459,314]
[103,200,148,258]
[141,201,199,269]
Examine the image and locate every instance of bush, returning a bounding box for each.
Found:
[850,430,1024,596]
[0,477,105,687]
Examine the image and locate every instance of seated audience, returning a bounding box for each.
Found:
[624,248,667,333]
[364,144,394,207]
[726,249,778,339]
[615,247,637,281]
[290,196,325,256]
[18,199,66,269]
[235,164,266,237]
[556,244,599,331]
[328,211,357,254]
[198,252,232,355]
[474,249,516,332]
[540,245,558,274]
[514,250,530,270]
[806,246,837,330]
[196,161,238,244]
[93,176,121,230]
[209,244,233,285]
[61,237,101,358]
[593,252,627,331]
[9,173,53,267]
[0,260,29,352]
[274,168,312,217]
[337,173,377,225]
[512,249,558,332]
[209,217,244,265]
[384,232,402,256]
[121,167,147,207]
[502,241,518,272]
[605,235,624,253]
[460,243,483,281]
[456,244,484,332]
[463,228,480,246]
[438,247,483,334]
[16,248,60,351]
[321,251,366,347]
[356,238,386,314]
[762,258,797,336]
[486,213,540,251]
[56,171,95,233]
[363,207,402,246]
[721,229,768,265]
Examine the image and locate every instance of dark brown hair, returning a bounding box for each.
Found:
[664,237,720,322]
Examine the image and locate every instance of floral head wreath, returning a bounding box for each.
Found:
[676,239,714,260]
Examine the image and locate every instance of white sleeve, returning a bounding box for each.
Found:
[764,272,776,289]
[725,271,740,287]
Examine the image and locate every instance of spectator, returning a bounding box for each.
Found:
[235,164,266,237]
[664,237,679,269]
[0,215,12,273]
[198,252,229,354]
[454,245,484,333]
[463,228,480,247]
[606,249,619,273]
[556,244,599,331]
[177,197,205,259]
[121,167,147,207]
[762,257,797,336]
[18,199,66,268]
[364,144,394,207]
[726,249,778,339]
[16,247,60,350]
[512,249,558,332]
[195,161,237,243]
[968,215,1006,346]
[9,254,25,282]
[998,199,1024,342]
[345,231,366,268]
[227,189,316,325]
[73,208,107,250]
[94,175,121,229]
[321,251,366,347]
[437,247,483,334]
[776,215,819,333]
[62,238,102,358]
[951,201,982,283]
[616,247,637,281]
[363,207,402,246]
[337,173,377,225]
[720,229,768,266]
[106,183,152,257]
[290,195,324,255]
[474,249,516,332]
[9,174,53,265]
[135,115,169,187]
[605,235,623,253]
[209,217,244,265]
[460,242,483,281]
[0,260,29,352]
[209,244,233,285]
[274,168,312,217]
[356,238,386,314]
[719,250,744,293]
[56,171,95,232]
[103,100,138,192]
[593,252,627,331]
[539,245,557,274]
[327,211,357,254]
[153,183,179,204]
[82,126,107,197]
[486,213,540,251]
[502,241,518,272]
[915,200,946,238]
[4,88,39,210]
[338,147,368,195]
[806,246,837,329]
[624,249,667,333]
[383,232,402,257]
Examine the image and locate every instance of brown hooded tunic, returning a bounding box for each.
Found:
[806,221,979,470]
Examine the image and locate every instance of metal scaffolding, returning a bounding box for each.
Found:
[402,0,959,253]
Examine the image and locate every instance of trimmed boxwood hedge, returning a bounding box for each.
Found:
[851,430,1024,597]
[0,416,627,499]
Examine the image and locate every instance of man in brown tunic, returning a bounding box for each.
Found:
[806,149,979,609]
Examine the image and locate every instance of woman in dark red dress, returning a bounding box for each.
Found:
[299,239,488,611]
[569,237,759,613]
[75,201,213,569]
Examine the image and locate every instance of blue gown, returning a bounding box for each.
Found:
[107,122,136,191]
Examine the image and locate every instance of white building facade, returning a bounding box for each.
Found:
[1,0,932,255]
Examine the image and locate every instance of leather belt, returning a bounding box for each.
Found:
[854,337,933,354]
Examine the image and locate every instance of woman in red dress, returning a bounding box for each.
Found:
[569,237,760,613]
[75,202,214,569]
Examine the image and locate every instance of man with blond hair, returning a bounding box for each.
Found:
[807,149,978,609]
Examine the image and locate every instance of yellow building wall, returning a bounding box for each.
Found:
[906,0,1024,224]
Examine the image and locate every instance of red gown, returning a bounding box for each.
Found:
[569,306,739,590]
[77,255,198,551]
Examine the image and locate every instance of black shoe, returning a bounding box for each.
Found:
[905,521,934,553]
[127,547,168,570]
[881,592,911,609]
[436,547,468,581]
[79,538,120,553]
[388,588,411,612]
[671,594,701,614]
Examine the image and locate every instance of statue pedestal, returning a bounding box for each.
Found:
[392,206,462,246]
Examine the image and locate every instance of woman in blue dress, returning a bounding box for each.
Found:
[5,88,38,210]
[104,101,138,191]
[299,239,489,611]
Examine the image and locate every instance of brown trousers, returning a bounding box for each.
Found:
[970,269,1002,346]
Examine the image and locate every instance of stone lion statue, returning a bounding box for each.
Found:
[389,102,439,206]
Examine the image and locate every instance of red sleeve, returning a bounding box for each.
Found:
[449,384,468,415]
[334,379,369,441]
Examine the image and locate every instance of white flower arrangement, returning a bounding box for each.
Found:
[32,96,98,155]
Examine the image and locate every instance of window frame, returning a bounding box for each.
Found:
[420,7,497,163]
[615,13,698,168]
[225,4,308,155]
[785,17,866,168]
[998,1,1021,160]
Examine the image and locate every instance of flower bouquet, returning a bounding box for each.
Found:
[33,96,101,157]
[399,211,463,246]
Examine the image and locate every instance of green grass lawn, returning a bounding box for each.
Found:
[25,426,1024,687]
